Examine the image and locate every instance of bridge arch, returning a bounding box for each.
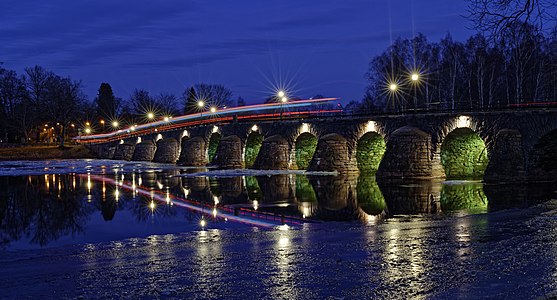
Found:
[356,132,386,174]
[294,132,318,170]
[178,136,207,166]
[244,130,263,168]
[440,127,488,179]
[207,132,221,163]
[527,129,557,182]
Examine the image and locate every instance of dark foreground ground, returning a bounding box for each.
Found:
[2,200,557,299]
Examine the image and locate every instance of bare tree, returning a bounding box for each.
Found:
[467,0,556,38]
[42,75,86,147]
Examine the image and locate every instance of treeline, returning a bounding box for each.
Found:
[357,22,557,113]
[0,66,86,145]
[0,64,240,144]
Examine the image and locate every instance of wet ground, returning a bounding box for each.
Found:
[1,160,556,299]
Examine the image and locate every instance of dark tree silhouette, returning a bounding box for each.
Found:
[94,83,119,123]
[467,0,555,37]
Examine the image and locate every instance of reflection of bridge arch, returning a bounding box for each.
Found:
[85,174,308,228]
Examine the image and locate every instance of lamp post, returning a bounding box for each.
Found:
[278,91,288,119]
[198,101,205,120]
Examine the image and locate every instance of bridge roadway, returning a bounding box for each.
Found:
[81,101,557,184]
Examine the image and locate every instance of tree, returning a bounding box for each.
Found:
[129,89,155,116]
[183,87,197,114]
[0,68,30,142]
[467,0,555,38]
[154,92,179,116]
[94,83,119,122]
[182,84,233,113]
[236,96,246,107]
[42,74,86,147]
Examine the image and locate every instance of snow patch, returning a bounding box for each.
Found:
[0,159,190,176]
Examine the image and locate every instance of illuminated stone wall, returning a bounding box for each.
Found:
[441,128,488,179]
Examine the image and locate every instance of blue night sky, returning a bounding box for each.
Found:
[1,0,472,104]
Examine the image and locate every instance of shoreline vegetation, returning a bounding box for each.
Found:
[0,145,95,160]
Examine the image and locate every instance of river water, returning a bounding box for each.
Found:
[1,159,556,299]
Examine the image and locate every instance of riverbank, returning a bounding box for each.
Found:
[0,145,95,160]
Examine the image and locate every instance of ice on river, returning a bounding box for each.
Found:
[0,159,189,176]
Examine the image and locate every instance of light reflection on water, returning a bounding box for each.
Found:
[0,167,554,250]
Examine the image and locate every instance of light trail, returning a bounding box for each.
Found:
[83,174,306,228]
[76,98,339,143]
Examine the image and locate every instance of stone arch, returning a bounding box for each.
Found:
[244,131,263,168]
[207,132,221,163]
[294,132,318,170]
[527,129,557,182]
[376,126,442,179]
[355,132,386,174]
[153,138,179,163]
[440,127,488,179]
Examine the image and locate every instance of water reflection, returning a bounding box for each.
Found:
[0,168,555,249]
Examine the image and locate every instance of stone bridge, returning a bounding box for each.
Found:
[87,109,557,183]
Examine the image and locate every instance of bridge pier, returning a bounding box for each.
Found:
[212,135,244,169]
[377,126,444,180]
[153,138,180,163]
[178,137,208,166]
[253,135,290,170]
[484,129,525,183]
[132,140,156,161]
[307,134,358,174]
[113,142,135,161]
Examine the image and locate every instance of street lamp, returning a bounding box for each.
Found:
[147,112,154,120]
[210,106,217,113]
[84,128,91,134]
[197,100,205,108]
[411,73,419,81]
[163,116,170,122]
[281,96,288,103]
[277,90,285,98]
[389,83,398,91]
[112,121,119,128]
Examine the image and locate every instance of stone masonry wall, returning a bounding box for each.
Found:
[253,135,290,170]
